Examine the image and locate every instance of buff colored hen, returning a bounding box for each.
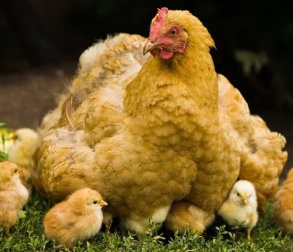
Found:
[36,8,287,234]
[273,168,293,234]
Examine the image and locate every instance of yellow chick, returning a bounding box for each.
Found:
[0,161,29,236]
[43,187,107,248]
[217,180,258,240]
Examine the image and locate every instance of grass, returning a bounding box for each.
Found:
[0,192,292,252]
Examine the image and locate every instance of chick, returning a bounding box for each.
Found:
[0,161,29,236]
[43,187,107,248]
[165,201,215,234]
[8,128,40,169]
[273,168,293,234]
[217,180,258,240]
[8,128,40,193]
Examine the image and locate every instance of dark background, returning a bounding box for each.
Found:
[0,0,292,175]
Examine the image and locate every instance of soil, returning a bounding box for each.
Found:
[0,63,292,179]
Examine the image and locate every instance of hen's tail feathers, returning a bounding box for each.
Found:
[56,95,75,131]
[38,34,147,139]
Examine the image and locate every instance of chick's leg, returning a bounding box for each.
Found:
[247,228,251,240]
[103,211,113,232]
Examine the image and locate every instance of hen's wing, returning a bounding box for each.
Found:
[36,127,100,201]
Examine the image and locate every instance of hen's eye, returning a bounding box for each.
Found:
[170,29,177,36]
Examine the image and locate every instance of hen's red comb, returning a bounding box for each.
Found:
[156,7,168,23]
[150,7,168,38]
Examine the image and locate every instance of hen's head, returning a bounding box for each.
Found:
[143,7,215,60]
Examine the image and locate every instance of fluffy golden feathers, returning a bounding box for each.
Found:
[217,180,258,240]
[273,168,293,234]
[36,8,287,234]
[43,188,107,248]
[0,161,29,236]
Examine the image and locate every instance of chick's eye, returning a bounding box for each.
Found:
[236,192,240,197]
[14,169,18,173]
[93,200,97,204]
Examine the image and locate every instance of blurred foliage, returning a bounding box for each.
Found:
[0,0,292,110]
[0,122,9,161]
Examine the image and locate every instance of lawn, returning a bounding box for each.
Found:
[0,192,292,252]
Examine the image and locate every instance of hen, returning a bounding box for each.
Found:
[36,7,287,234]
[273,168,293,234]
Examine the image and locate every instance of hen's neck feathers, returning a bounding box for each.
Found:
[125,10,217,121]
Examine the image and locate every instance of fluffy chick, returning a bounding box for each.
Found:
[0,161,29,236]
[8,128,40,169]
[217,180,258,240]
[8,128,40,193]
[273,168,293,234]
[43,187,107,248]
[165,201,215,234]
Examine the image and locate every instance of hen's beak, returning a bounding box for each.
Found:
[143,39,159,56]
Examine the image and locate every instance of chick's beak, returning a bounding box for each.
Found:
[143,39,159,56]
[100,200,108,207]
[241,194,248,204]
